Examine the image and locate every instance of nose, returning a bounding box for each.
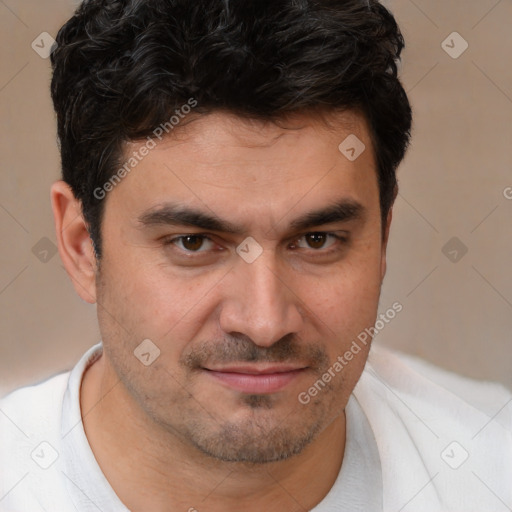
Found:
[218,253,304,348]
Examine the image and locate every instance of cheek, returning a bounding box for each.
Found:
[316,275,380,330]
[304,252,383,343]
[103,255,223,345]
[306,264,381,389]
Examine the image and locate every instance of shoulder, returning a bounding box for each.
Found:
[1,369,70,405]
[0,344,103,511]
[0,372,71,510]
[365,344,511,431]
[0,371,70,437]
[355,345,512,510]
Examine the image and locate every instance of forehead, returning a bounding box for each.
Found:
[107,110,379,233]
[149,110,372,167]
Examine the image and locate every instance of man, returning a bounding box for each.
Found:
[1,0,511,511]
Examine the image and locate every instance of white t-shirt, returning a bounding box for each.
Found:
[1,343,511,512]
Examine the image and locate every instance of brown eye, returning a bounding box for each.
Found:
[168,235,215,252]
[180,235,205,251]
[292,232,342,251]
[305,233,328,249]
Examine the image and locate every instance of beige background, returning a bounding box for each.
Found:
[1,0,511,396]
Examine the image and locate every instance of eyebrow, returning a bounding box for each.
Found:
[289,200,365,232]
[136,199,366,235]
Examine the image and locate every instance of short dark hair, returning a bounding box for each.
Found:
[51,0,412,258]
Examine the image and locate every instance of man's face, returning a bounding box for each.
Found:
[94,111,388,463]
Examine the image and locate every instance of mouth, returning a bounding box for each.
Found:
[202,364,308,394]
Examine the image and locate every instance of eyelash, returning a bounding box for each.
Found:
[161,232,349,255]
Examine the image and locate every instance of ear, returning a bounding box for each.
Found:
[380,198,396,283]
[50,180,98,304]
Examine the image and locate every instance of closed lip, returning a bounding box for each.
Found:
[202,364,309,393]
[202,364,308,374]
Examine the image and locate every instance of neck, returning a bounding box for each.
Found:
[80,353,346,512]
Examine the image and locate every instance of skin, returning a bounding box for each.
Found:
[51,110,392,512]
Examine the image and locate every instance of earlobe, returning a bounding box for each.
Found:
[50,180,98,304]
